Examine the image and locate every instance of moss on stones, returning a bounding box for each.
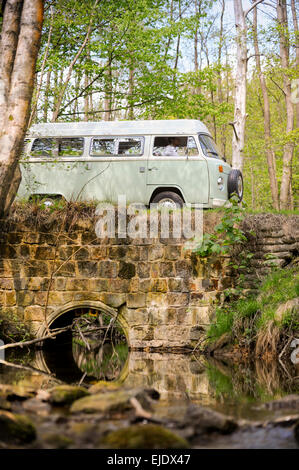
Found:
[41,432,73,449]
[0,410,36,443]
[101,424,189,449]
[70,390,134,414]
[89,381,121,394]
[48,385,89,405]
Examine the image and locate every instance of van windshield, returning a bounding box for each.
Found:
[198,134,222,160]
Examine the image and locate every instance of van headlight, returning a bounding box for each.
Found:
[217,176,224,191]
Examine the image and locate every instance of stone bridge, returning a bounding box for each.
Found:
[0,212,298,350]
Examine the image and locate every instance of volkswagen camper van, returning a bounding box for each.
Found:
[18,119,243,208]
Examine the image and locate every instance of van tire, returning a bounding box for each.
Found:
[151,191,184,209]
[227,170,243,201]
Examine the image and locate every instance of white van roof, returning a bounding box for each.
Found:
[28,119,211,137]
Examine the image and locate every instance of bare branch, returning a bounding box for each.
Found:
[0,325,72,351]
[229,121,239,141]
[269,76,286,96]
[51,0,100,121]
[245,0,264,18]
[28,5,54,127]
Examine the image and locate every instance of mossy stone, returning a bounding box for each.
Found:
[89,381,121,394]
[42,432,73,449]
[0,384,35,401]
[0,397,11,410]
[70,390,134,414]
[0,410,36,443]
[49,385,89,405]
[101,424,189,449]
[68,422,96,438]
[118,262,136,279]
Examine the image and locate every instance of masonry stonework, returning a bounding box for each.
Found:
[0,213,298,350]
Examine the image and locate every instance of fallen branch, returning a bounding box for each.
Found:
[73,319,91,351]
[130,397,152,420]
[279,335,293,359]
[0,325,72,351]
[0,358,65,384]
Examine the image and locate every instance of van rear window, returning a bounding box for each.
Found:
[31,137,84,157]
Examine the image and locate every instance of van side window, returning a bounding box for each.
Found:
[153,136,198,157]
[31,138,55,157]
[91,138,116,156]
[187,136,199,156]
[31,137,84,157]
[118,138,143,155]
[198,134,220,159]
[59,137,84,156]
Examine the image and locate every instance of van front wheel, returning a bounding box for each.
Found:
[151,191,184,209]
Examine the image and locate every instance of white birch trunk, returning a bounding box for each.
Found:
[232,0,247,171]
[0,0,43,216]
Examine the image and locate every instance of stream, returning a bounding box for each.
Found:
[1,329,299,449]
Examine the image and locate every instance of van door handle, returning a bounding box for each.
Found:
[139,167,145,173]
[148,167,158,171]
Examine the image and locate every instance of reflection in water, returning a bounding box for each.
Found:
[72,341,128,381]
[37,327,129,385]
[35,311,130,385]
[1,343,298,420]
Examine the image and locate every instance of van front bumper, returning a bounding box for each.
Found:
[211,198,227,207]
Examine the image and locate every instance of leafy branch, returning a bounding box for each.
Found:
[192,195,247,258]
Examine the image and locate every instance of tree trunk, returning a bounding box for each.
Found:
[28,4,53,128]
[43,69,51,122]
[277,0,294,210]
[104,60,112,121]
[0,0,23,131]
[291,0,299,128]
[84,72,89,121]
[194,0,202,72]
[164,0,174,61]
[0,0,43,217]
[174,0,181,70]
[253,4,279,210]
[128,64,135,120]
[51,0,99,122]
[232,0,248,171]
[217,0,226,156]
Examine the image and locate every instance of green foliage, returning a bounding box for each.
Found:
[207,266,299,344]
[192,195,247,257]
[208,307,234,341]
[28,0,298,213]
[0,311,32,343]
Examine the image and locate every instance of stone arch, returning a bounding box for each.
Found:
[36,300,130,345]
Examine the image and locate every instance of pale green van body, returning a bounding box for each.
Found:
[18,119,232,208]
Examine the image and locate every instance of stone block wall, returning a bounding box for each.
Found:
[0,212,298,350]
[241,214,299,287]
